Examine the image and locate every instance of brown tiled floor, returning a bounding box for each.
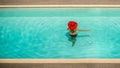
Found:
[0,63,120,68]
[0,0,120,5]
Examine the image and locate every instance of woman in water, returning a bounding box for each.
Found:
[67,21,90,47]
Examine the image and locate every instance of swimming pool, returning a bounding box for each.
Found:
[0,8,120,58]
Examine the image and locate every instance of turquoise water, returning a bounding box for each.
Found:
[0,8,120,58]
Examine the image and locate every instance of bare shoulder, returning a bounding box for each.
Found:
[77,28,80,30]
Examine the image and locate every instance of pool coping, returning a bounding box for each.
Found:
[0,5,120,64]
[0,59,120,63]
[0,5,120,8]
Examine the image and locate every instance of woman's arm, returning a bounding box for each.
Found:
[77,28,91,32]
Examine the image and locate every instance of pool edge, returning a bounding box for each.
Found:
[0,5,120,8]
[0,59,120,63]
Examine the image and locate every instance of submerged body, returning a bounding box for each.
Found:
[68,28,78,46]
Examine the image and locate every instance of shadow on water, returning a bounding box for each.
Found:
[65,32,90,46]
[77,35,90,37]
[66,32,90,41]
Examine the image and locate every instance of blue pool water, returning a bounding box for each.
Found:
[0,8,120,58]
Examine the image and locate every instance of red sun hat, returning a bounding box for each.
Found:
[68,21,78,30]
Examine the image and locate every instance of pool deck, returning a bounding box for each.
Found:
[0,0,120,7]
[1,0,120,67]
[0,0,120,5]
